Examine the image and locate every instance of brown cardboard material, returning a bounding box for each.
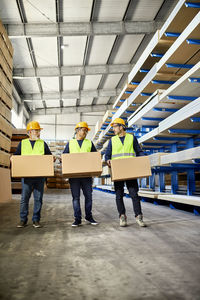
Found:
[62,152,102,178]
[111,156,152,181]
[11,155,54,177]
[0,167,12,202]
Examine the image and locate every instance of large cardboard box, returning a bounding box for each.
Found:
[11,155,54,177]
[111,156,152,181]
[0,167,12,202]
[62,152,102,178]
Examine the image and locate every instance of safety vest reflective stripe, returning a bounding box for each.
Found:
[69,139,92,153]
[112,153,134,158]
[21,139,45,155]
[111,133,135,160]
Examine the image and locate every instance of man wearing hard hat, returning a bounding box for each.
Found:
[63,122,98,227]
[105,118,146,227]
[13,121,53,228]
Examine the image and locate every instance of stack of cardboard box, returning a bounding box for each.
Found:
[0,20,13,202]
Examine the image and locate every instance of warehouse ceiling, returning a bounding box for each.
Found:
[0,0,178,115]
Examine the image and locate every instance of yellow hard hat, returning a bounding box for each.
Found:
[111,118,126,127]
[75,122,91,131]
[26,121,43,131]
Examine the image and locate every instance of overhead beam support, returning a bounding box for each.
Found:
[6,21,163,38]
[13,64,132,78]
[31,104,113,115]
[22,88,122,101]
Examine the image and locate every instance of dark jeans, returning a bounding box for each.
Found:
[69,177,93,220]
[20,177,45,222]
[114,179,142,217]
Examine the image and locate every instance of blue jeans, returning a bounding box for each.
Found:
[20,177,45,222]
[69,177,93,220]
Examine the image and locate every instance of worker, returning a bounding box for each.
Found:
[13,121,53,228]
[63,122,98,227]
[105,118,146,227]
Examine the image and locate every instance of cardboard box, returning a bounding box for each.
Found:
[0,167,12,202]
[62,152,102,178]
[11,155,54,177]
[111,156,152,181]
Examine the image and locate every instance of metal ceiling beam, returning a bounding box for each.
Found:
[22,88,122,101]
[13,64,132,78]
[6,21,163,37]
[31,104,113,115]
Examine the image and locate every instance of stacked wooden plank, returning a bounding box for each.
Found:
[93,110,115,149]
[46,141,70,189]
[0,20,13,202]
[10,129,28,193]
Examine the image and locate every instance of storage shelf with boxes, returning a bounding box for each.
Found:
[0,19,13,202]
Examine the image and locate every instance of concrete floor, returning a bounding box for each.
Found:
[0,189,200,300]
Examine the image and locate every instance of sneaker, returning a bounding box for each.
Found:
[72,219,82,227]
[136,215,146,227]
[17,221,27,228]
[85,217,98,225]
[33,221,42,228]
[120,214,127,227]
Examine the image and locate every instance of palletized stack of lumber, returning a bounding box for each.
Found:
[0,20,13,202]
[10,129,28,193]
[46,140,70,189]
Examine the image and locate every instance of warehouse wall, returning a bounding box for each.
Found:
[30,112,104,141]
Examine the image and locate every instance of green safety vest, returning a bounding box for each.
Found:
[111,133,135,160]
[69,139,92,153]
[21,139,45,155]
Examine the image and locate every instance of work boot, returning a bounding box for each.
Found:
[136,215,146,227]
[85,217,98,225]
[72,219,82,227]
[33,221,42,228]
[17,220,27,228]
[120,214,127,227]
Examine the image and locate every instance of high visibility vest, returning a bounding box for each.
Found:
[21,139,45,155]
[69,139,92,153]
[111,133,135,160]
